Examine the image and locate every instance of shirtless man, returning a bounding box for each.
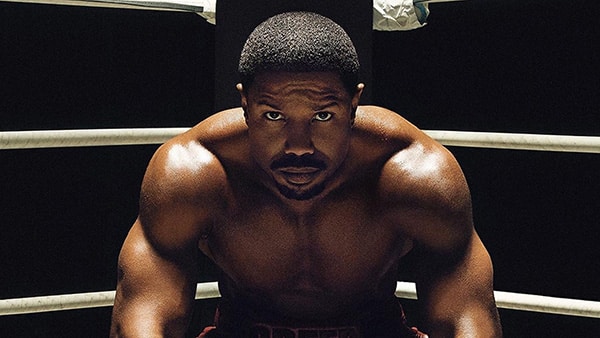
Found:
[110,12,502,338]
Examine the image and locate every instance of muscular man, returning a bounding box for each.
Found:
[110,12,502,338]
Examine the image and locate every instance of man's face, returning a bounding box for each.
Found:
[240,71,362,200]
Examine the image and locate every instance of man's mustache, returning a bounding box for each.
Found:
[270,154,326,170]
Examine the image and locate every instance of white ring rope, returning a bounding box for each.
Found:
[394,282,600,319]
[425,130,600,153]
[0,0,205,13]
[0,0,459,13]
[0,128,188,150]
[1,282,599,318]
[1,128,599,153]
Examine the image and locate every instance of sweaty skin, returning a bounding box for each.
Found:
[110,72,502,337]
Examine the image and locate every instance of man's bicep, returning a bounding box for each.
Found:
[117,218,198,289]
[414,231,500,336]
[406,164,499,333]
[117,154,213,295]
[416,230,494,300]
[111,219,198,337]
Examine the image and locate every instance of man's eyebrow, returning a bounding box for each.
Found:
[315,101,340,110]
[255,97,281,109]
[318,89,349,101]
[254,92,276,101]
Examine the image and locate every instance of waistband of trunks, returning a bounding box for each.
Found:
[249,323,360,338]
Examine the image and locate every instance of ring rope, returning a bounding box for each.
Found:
[0,128,188,150]
[0,0,205,13]
[425,130,600,153]
[1,0,459,13]
[1,282,599,318]
[394,282,600,319]
[1,128,599,153]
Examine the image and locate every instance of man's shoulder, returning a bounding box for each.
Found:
[189,108,250,164]
[375,127,473,250]
[143,134,229,208]
[366,105,470,216]
[194,108,248,144]
[355,105,410,132]
[353,105,426,147]
[381,138,467,202]
[355,105,460,185]
[135,139,227,252]
[155,107,248,172]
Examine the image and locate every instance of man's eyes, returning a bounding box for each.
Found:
[262,111,334,122]
[313,112,333,122]
[264,111,285,121]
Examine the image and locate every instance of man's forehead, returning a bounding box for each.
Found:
[249,71,348,98]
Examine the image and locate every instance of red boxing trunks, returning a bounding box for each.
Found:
[197,298,428,338]
[199,323,361,338]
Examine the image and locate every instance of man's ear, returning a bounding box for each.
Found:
[351,83,365,122]
[236,83,249,120]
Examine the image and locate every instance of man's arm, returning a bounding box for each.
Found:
[110,140,226,337]
[414,149,501,337]
[110,219,198,337]
[382,139,502,337]
[415,229,501,337]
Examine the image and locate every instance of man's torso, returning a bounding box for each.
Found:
[167,106,443,322]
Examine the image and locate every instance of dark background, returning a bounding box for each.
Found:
[1,0,599,336]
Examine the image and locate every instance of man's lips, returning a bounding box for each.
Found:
[276,167,321,185]
[270,155,326,171]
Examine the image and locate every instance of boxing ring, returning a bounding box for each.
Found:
[1,0,599,334]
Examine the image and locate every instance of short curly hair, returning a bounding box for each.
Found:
[238,11,360,94]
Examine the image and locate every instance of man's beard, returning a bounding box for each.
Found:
[275,180,326,200]
[270,153,328,200]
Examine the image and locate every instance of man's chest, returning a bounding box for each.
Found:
[207,194,408,294]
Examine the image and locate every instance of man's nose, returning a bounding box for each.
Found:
[284,123,314,156]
